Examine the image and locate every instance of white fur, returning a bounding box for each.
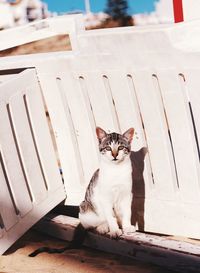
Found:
[79,153,135,238]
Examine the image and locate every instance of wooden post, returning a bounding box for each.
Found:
[173,0,184,23]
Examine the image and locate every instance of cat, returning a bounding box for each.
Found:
[29,126,135,257]
[79,127,136,238]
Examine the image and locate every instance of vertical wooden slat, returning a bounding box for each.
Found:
[132,70,177,200]
[184,69,200,163]
[58,73,99,186]
[38,74,84,205]
[157,70,200,202]
[10,95,47,203]
[25,76,62,192]
[181,202,200,237]
[177,70,200,234]
[0,69,65,255]
[56,77,86,197]
[78,76,99,157]
[104,72,144,148]
[0,151,18,230]
[0,102,33,217]
[84,72,120,132]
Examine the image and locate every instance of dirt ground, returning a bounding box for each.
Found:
[0,34,72,57]
[0,229,175,273]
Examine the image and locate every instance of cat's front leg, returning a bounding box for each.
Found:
[118,193,136,235]
[102,201,122,238]
[108,219,122,238]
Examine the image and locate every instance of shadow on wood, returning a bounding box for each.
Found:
[130,147,147,231]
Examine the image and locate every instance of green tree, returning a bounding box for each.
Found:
[105,0,128,19]
[104,0,133,26]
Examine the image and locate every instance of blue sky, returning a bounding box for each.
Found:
[44,0,157,15]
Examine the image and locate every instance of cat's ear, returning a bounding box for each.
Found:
[123,128,134,143]
[96,127,107,142]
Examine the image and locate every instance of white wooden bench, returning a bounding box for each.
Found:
[0,14,199,270]
[0,68,66,254]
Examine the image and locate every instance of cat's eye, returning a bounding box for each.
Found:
[105,146,111,151]
[118,146,124,150]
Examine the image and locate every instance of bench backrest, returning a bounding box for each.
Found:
[0,16,200,250]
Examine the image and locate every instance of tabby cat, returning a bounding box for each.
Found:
[79,127,136,238]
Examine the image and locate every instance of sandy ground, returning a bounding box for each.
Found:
[0,229,174,273]
[0,34,71,57]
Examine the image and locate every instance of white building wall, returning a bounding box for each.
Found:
[0,2,14,28]
[182,0,200,21]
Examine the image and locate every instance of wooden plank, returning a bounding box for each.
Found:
[83,71,120,132]
[35,215,200,273]
[37,73,85,205]
[0,188,65,255]
[0,150,18,231]
[184,69,200,163]
[0,69,66,255]
[157,70,200,202]
[0,101,33,217]
[131,70,177,200]
[143,198,188,237]
[101,71,144,147]
[10,94,47,203]
[181,203,200,238]
[25,76,62,193]
[58,72,99,186]
[0,15,83,51]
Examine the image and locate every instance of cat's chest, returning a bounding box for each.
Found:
[98,161,132,189]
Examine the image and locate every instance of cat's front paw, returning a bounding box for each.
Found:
[108,228,122,239]
[123,225,136,235]
[96,223,109,235]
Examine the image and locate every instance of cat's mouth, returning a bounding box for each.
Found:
[112,158,118,161]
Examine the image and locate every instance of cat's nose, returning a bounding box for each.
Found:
[112,150,118,160]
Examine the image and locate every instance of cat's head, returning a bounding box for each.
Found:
[96,127,134,164]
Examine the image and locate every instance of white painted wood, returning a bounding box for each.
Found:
[0,150,18,230]
[182,0,200,22]
[57,73,99,186]
[103,72,144,147]
[10,94,48,203]
[130,70,177,200]
[157,70,200,202]
[82,72,120,132]
[183,69,200,160]
[26,79,64,192]
[44,214,200,255]
[0,69,65,255]
[0,101,33,217]
[37,73,86,205]
[0,14,84,51]
[1,16,200,240]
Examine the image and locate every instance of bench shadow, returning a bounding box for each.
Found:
[130,147,147,231]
